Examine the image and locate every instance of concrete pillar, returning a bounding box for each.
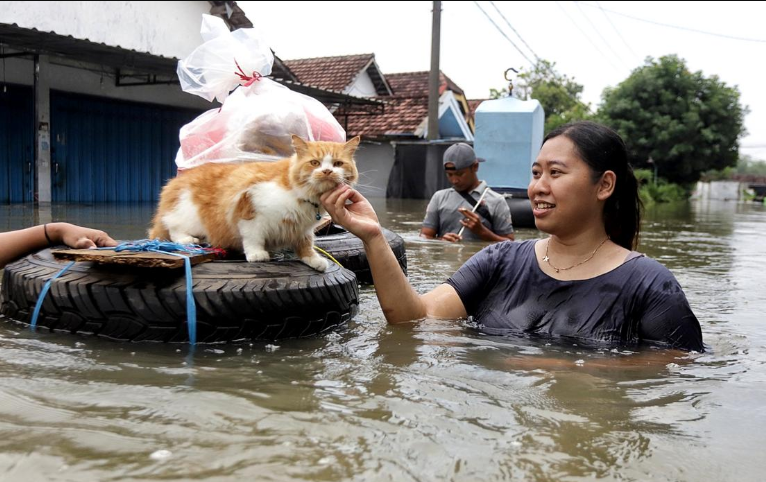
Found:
[425,144,442,199]
[34,54,52,204]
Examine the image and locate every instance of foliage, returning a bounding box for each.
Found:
[700,166,736,182]
[633,168,653,185]
[634,168,688,204]
[736,155,766,176]
[640,181,688,204]
[489,87,508,100]
[598,55,748,185]
[699,155,766,181]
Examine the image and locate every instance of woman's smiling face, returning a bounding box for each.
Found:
[528,135,609,236]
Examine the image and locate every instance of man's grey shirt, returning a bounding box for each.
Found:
[422,181,514,241]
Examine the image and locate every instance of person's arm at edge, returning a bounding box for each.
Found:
[322,185,467,323]
[0,223,117,269]
[420,226,438,239]
[421,194,463,242]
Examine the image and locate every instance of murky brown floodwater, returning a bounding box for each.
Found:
[0,198,764,481]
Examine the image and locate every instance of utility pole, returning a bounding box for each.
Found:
[427,0,441,141]
[425,1,442,197]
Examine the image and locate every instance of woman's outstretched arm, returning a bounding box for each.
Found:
[321,185,466,323]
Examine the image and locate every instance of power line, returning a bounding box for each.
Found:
[594,1,641,62]
[578,2,766,44]
[489,1,541,62]
[554,1,621,73]
[473,1,535,66]
[474,1,592,114]
[572,1,630,71]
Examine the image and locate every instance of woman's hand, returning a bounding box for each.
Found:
[320,185,382,243]
[50,223,118,249]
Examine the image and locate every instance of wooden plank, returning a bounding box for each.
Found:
[51,249,217,269]
[314,216,333,233]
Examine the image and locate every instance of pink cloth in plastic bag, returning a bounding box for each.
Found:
[175,15,346,169]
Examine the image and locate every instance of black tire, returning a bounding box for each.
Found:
[0,248,359,343]
[314,225,407,285]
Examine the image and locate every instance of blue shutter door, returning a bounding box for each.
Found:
[0,85,35,203]
[50,92,200,202]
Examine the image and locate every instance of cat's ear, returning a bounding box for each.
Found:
[343,136,361,154]
[291,135,309,155]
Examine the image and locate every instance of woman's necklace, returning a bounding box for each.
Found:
[543,237,610,273]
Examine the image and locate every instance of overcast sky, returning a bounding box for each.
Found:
[240,1,766,161]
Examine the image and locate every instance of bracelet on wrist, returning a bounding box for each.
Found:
[43,224,54,246]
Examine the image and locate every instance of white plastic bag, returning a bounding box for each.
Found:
[175,15,346,169]
[177,14,274,104]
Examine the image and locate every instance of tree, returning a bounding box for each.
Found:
[518,60,592,133]
[736,154,766,176]
[598,55,748,184]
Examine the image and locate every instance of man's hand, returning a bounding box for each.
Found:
[441,232,463,243]
[458,207,487,236]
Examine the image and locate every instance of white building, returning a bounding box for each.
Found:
[0,1,375,203]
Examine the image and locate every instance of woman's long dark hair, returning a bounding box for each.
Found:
[542,121,641,250]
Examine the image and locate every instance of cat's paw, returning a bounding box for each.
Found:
[245,249,271,263]
[175,235,200,245]
[302,254,329,272]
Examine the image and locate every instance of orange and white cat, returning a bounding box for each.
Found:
[149,135,360,272]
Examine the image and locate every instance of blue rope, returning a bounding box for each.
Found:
[104,240,202,345]
[109,239,210,255]
[31,240,204,344]
[30,261,75,330]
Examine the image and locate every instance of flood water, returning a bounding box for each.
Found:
[0,199,764,481]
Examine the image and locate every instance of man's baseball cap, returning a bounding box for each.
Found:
[443,143,484,170]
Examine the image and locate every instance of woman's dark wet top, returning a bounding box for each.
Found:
[446,240,704,351]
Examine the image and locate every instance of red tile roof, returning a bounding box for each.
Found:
[282,52,467,139]
[284,54,374,93]
[339,71,465,138]
[384,71,463,97]
[467,99,487,122]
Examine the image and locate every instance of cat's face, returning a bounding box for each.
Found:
[289,135,360,195]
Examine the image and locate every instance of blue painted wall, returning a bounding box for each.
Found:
[473,97,544,188]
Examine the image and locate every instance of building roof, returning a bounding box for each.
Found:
[286,54,373,92]
[0,22,179,76]
[209,1,252,30]
[0,4,381,112]
[284,53,392,96]
[384,71,463,97]
[338,71,466,139]
[271,55,299,83]
[467,99,486,122]
[0,2,253,77]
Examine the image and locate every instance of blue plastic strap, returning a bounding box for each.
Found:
[30,261,75,330]
[148,248,197,345]
[95,240,201,344]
